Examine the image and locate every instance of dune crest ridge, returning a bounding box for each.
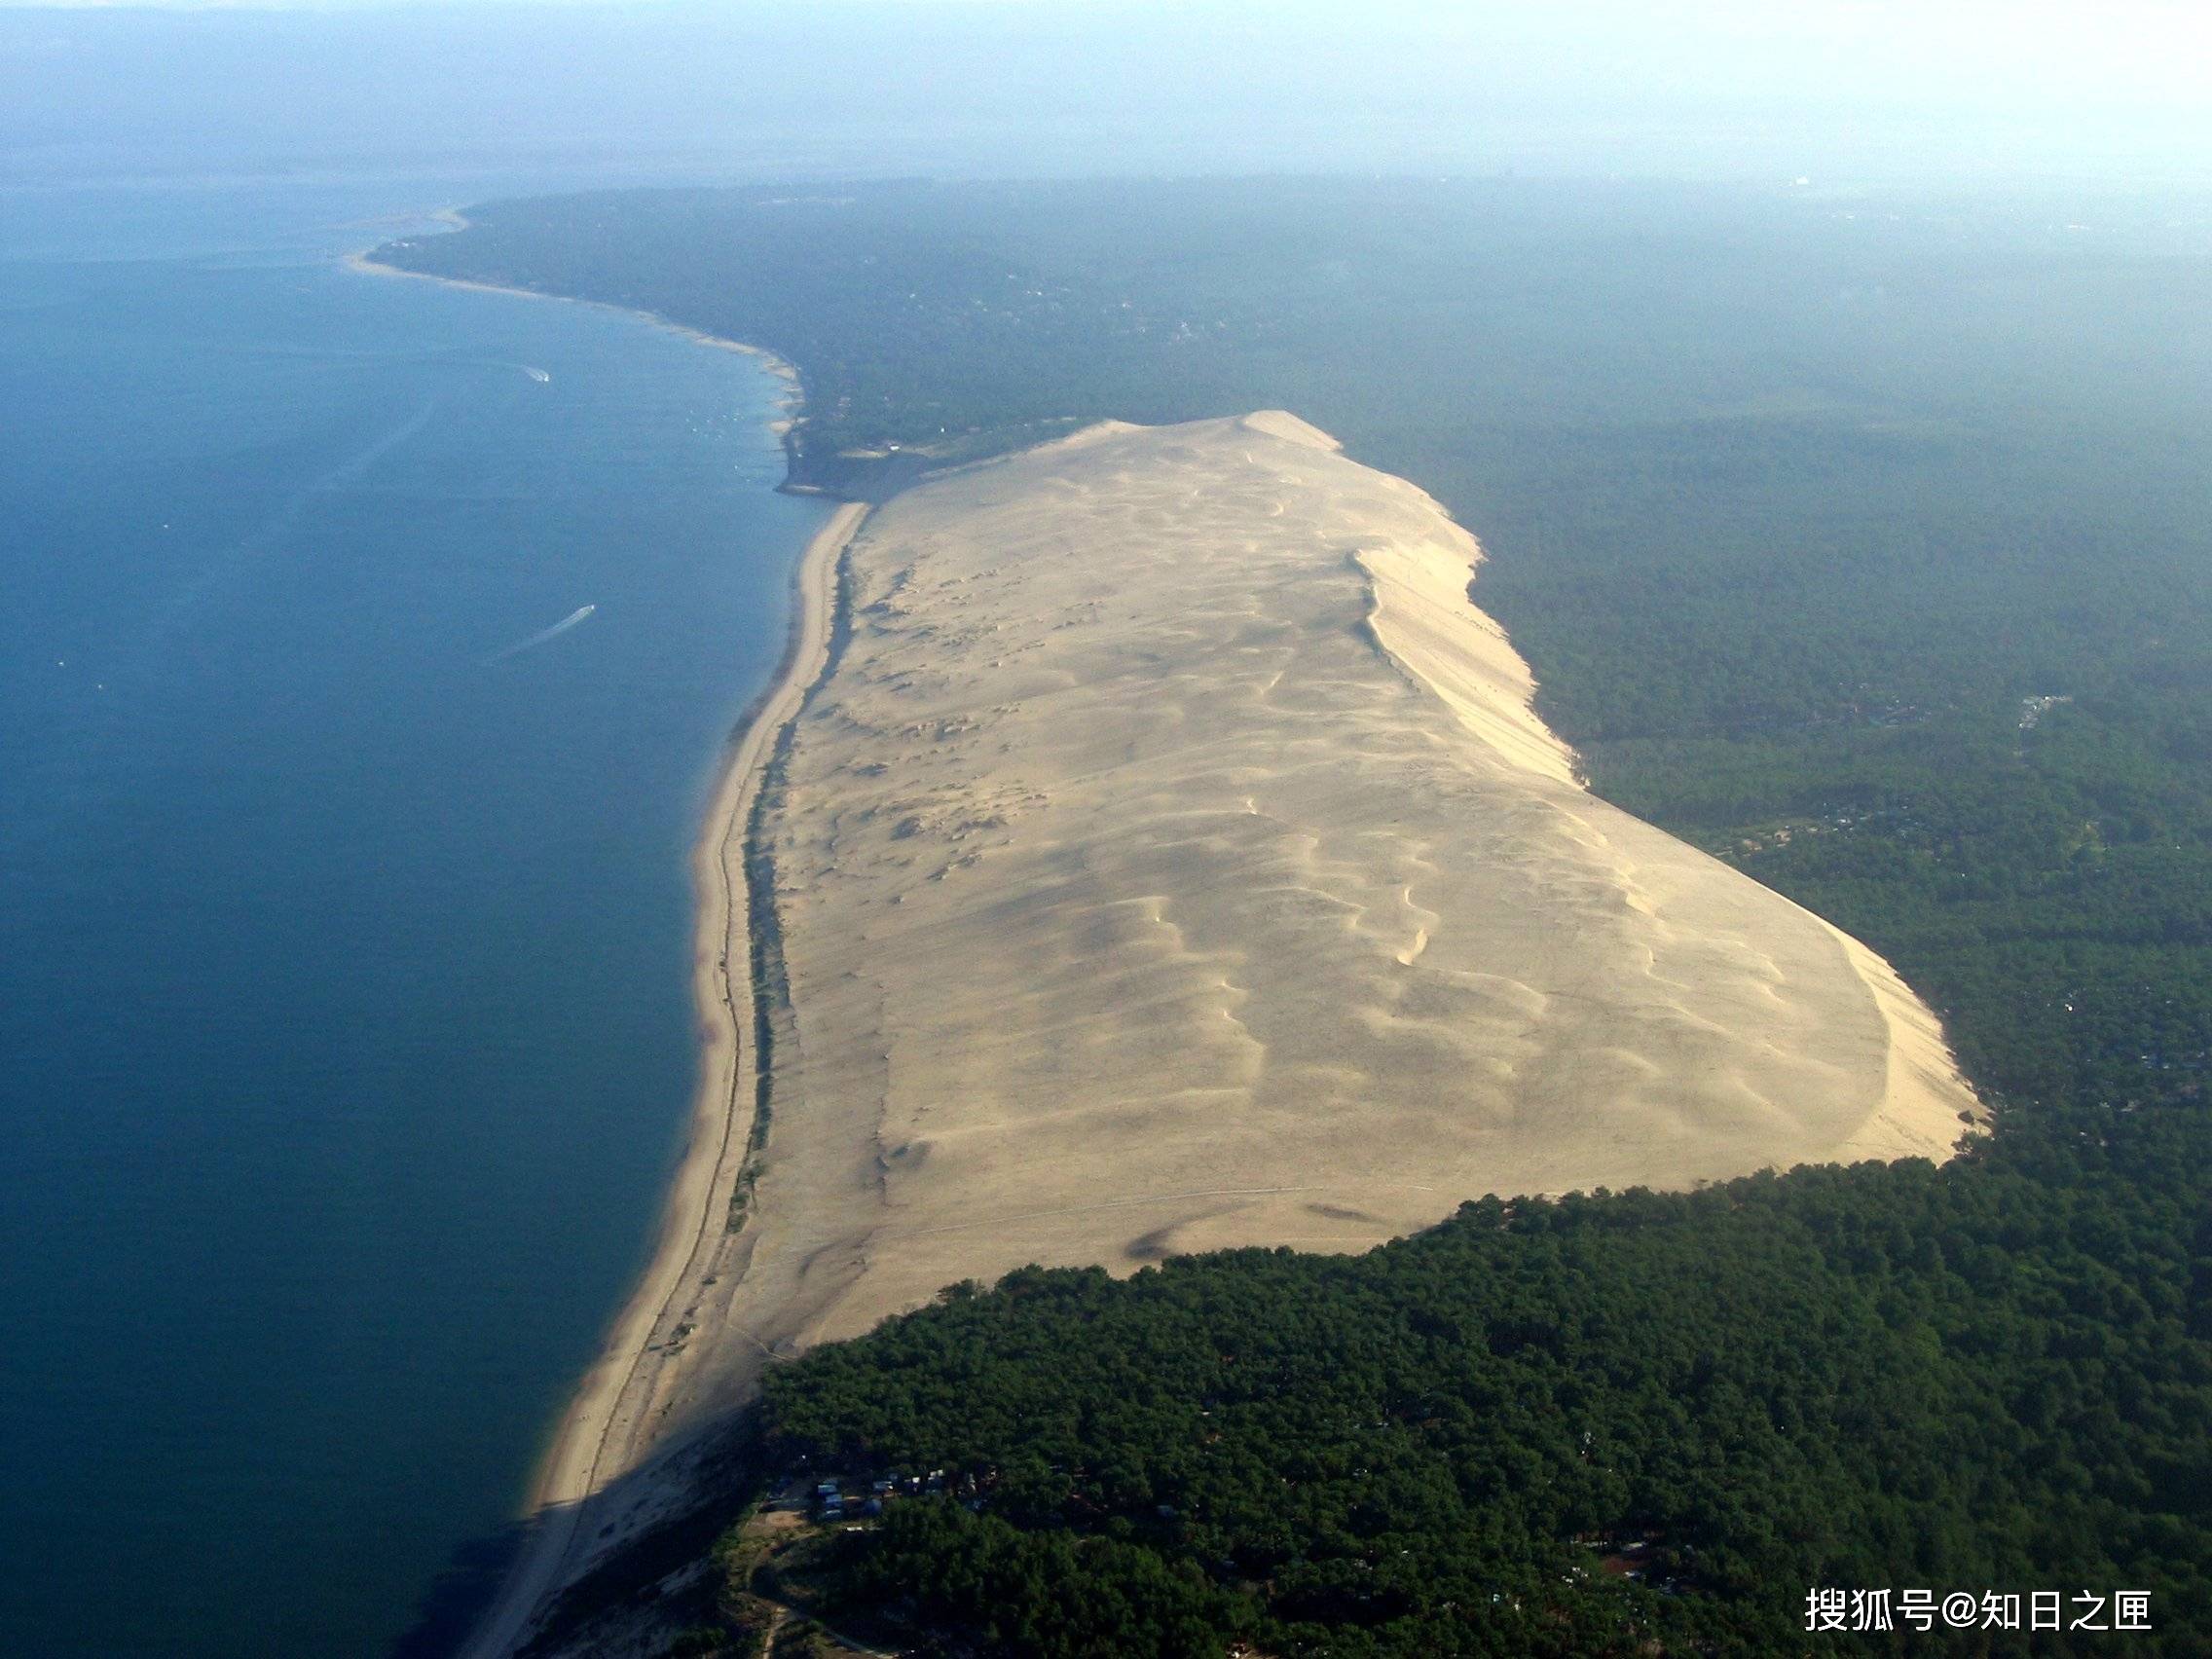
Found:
[692,411,1979,1373]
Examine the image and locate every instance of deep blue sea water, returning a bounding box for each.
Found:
[0,181,829,1656]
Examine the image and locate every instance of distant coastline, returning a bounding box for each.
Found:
[346,229,823,493]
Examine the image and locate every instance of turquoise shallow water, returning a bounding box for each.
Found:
[0,185,828,1656]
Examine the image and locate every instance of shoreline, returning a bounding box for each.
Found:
[459,497,866,1659]
[342,237,867,1656]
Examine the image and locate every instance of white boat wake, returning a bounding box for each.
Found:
[486,604,596,663]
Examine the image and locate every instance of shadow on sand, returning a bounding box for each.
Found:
[387,1412,765,1658]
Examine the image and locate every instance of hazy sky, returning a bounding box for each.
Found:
[4,1,2208,188]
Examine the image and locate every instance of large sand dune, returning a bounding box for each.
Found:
[488,411,1983,1651]
[688,411,1980,1364]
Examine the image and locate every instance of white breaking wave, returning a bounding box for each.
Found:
[486,604,596,663]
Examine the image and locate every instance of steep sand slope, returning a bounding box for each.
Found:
[706,411,1979,1368]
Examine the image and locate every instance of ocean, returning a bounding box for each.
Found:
[0,180,830,1656]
